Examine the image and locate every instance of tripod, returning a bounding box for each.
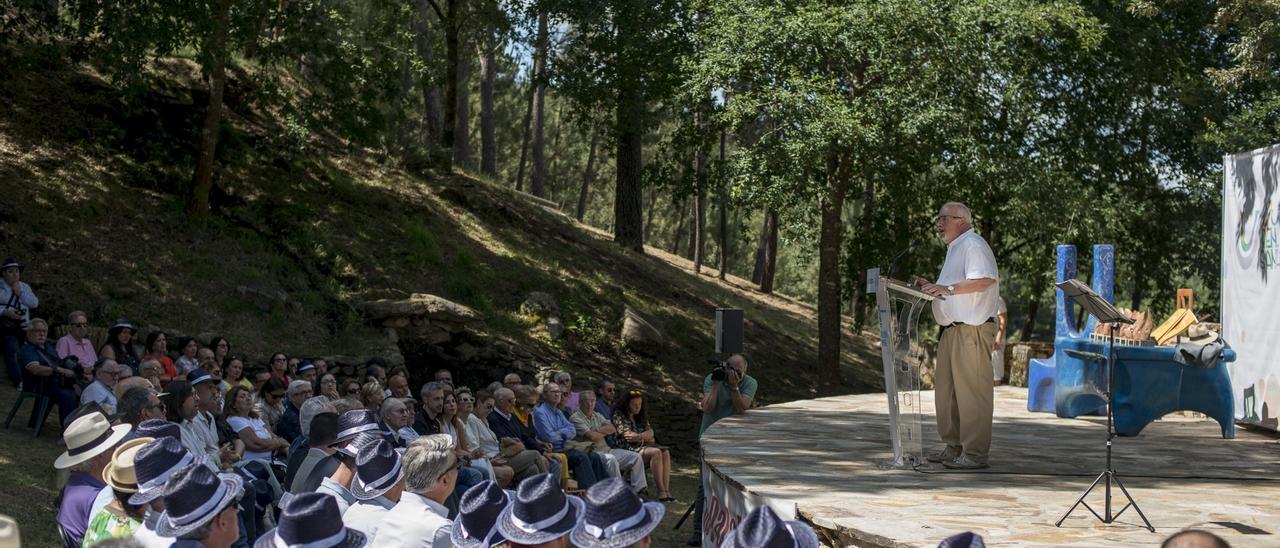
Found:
[1053,281,1155,532]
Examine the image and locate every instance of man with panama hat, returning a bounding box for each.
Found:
[83,436,154,545]
[571,477,664,548]
[496,472,585,548]
[342,438,406,539]
[253,492,366,548]
[54,411,132,546]
[315,431,384,515]
[154,464,244,548]
[298,409,381,494]
[450,481,513,548]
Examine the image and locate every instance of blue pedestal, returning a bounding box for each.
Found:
[1027,244,1112,415]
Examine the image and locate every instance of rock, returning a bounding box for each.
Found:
[237,283,287,313]
[358,293,483,324]
[493,340,512,356]
[513,346,533,359]
[382,317,411,328]
[621,306,666,356]
[544,316,565,339]
[521,292,565,340]
[455,343,478,362]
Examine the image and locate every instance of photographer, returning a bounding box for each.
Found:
[2,257,39,387]
[689,353,756,545]
[18,318,78,428]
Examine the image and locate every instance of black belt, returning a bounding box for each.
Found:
[943,317,996,330]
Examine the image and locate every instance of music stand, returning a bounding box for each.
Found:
[1053,279,1155,532]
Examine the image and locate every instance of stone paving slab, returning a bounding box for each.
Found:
[701,387,1280,547]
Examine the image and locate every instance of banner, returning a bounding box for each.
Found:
[700,461,797,547]
[1222,143,1280,431]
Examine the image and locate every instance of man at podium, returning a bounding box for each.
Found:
[914,202,1000,470]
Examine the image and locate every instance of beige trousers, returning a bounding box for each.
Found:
[935,321,997,462]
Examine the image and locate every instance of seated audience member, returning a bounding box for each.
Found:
[319,373,341,401]
[399,398,421,443]
[487,388,554,480]
[57,310,98,366]
[414,381,446,436]
[288,411,338,492]
[284,395,337,483]
[1161,529,1231,548]
[219,357,250,392]
[495,472,584,548]
[130,437,198,548]
[364,358,388,389]
[434,368,454,387]
[249,366,272,394]
[256,492,367,548]
[82,358,123,414]
[55,411,133,546]
[572,390,647,496]
[514,384,538,424]
[138,359,164,391]
[296,360,318,384]
[387,371,411,399]
[571,477,664,548]
[534,382,608,489]
[276,380,314,443]
[199,358,222,388]
[594,379,616,418]
[503,373,522,391]
[141,332,176,384]
[342,439,406,538]
[268,352,290,382]
[134,418,183,443]
[312,358,329,377]
[360,380,385,412]
[380,396,413,447]
[162,381,206,460]
[254,377,288,429]
[458,388,516,487]
[224,385,288,462]
[613,388,673,501]
[937,532,986,548]
[208,337,230,368]
[449,480,512,548]
[376,434,459,547]
[184,368,238,469]
[19,318,79,426]
[98,320,141,375]
[1,257,38,387]
[83,437,152,546]
[114,376,150,401]
[197,346,215,365]
[118,385,166,427]
[554,371,579,413]
[153,464,243,548]
[174,337,200,377]
[719,505,819,548]
[307,415,383,504]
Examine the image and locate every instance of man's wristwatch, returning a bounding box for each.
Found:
[946,284,956,295]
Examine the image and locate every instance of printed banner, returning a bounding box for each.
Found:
[1223,143,1280,431]
[700,461,797,547]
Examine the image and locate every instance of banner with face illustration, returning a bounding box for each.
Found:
[1223,143,1280,431]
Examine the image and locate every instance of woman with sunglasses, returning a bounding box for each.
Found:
[255,377,288,429]
[224,385,288,462]
[613,388,674,501]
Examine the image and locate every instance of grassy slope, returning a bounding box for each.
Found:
[0,52,884,543]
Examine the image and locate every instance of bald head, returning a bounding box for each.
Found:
[1161,530,1230,548]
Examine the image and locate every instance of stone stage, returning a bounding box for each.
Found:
[700,387,1280,547]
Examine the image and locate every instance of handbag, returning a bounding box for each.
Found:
[499,437,525,458]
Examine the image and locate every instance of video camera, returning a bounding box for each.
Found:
[707,359,740,382]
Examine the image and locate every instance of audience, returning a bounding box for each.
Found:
[457,387,516,487]
[129,437,194,547]
[434,368,454,387]
[99,320,141,375]
[343,439,406,538]
[319,373,340,400]
[387,371,411,398]
[56,310,98,367]
[140,332,176,384]
[488,387,555,481]
[258,492,366,548]
[572,390,648,497]
[613,388,673,502]
[284,395,338,484]
[19,318,79,426]
[314,429,382,513]
[718,505,819,548]
[380,396,412,447]
[268,352,289,382]
[288,410,338,493]
[359,380,384,412]
[449,480,512,548]
[276,379,313,443]
[208,337,230,368]
[118,386,164,427]
[554,371,579,413]
[503,373,522,390]
[162,380,205,462]
[137,359,164,391]
[296,360,317,384]
[82,358,123,415]
[375,434,458,547]
[83,437,152,546]
[594,379,616,418]
[153,464,243,548]
[365,359,388,390]
[495,472,584,548]
[183,368,235,469]
[55,411,133,546]
[255,377,287,429]
[224,385,288,462]
[533,382,609,489]
[1,257,38,387]
[173,336,200,377]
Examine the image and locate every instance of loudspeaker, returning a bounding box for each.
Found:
[715,308,744,353]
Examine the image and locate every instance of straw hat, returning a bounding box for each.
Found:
[104,437,155,493]
[1186,323,1220,345]
[54,412,132,470]
[0,514,18,548]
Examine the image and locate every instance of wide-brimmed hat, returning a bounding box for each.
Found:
[0,258,21,273]
[104,437,154,493]
[938,531,987,548]
[1186,323,1220,345]
[718,506,819,548]
[126,418,181,444]
[350,439,403,500]
[254,492,366,548]
[496,472,585,545]
[333,409,381,445]
[54,412,133,470]
[156,464,244,538]
[451,481,514,548]
[68,401,118,424]
[107,319,138,337]
[336,431,385,459]
[130,437,200,505]
[0,514,18,548]
[187,367,214,387]
[571,478,664,548]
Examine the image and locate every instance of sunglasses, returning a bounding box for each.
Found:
[628,390,643,396]
[268,392,285,399]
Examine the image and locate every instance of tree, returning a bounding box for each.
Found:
[530,9,549,197]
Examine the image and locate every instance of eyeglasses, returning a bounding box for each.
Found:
[71,323,88,328]
[460,397,474,403]
[935,215,965,223]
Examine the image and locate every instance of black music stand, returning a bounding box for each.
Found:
[1053,279,1154,532]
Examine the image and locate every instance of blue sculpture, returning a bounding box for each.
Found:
[1027,244,1112,415]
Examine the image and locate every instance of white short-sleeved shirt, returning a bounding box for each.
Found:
[227,415,274,462]
[933,229,1000,326]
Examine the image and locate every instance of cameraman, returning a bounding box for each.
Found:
[689,353,756,546]
[18,318,78,428]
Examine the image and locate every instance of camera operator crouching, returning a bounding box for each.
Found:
[688,354,756,546]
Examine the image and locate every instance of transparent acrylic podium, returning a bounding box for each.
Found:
[868,268,938,468]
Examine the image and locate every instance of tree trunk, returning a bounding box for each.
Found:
[670,198,688,255]
[1020,289,1042,341]
[817,149,849,393]
[615,126,645,252]
[752,209,778,293]
[530,11,550,197]
[717,128,729,281]
[644,184,659,241]
[576,124,601,221]
[453,45,472,169]
[413,0,443,146]
[186,0,233,218]
[478,42,497,177]
[692,120,708,274]
[514,79,536,190]
[440,0,462,168]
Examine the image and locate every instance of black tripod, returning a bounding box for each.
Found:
[1054,280,1154,532]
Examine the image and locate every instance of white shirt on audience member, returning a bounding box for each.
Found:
[932,228,1000,326]
[342,495,396,539]
[369,491,452,547]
